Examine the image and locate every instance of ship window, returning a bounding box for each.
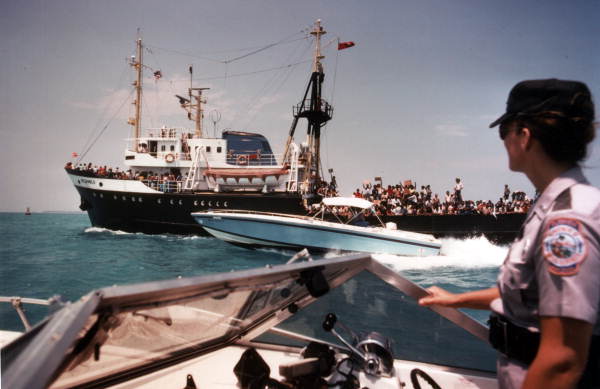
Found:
[206,146,211,153]
[217,146,222,153]
[93,193,96,197]
[157,199,162,204]
[138,197,143,203]
[161,145,166,152]
[100,194,104,199]
[170,145,175,151]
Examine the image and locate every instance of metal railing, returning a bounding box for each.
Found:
[0,296,58,331]
[225,153,280,166]
[141,179,185,193]
[129,150,280,166]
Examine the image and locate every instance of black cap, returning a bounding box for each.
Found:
[489,79,594,128]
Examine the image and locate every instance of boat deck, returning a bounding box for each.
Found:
[103,343,497,389]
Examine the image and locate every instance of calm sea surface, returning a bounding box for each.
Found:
[0,212,508,333]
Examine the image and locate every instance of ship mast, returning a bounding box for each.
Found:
[128,37,143,151]
[283,19,333,192]
[177,66,209,138]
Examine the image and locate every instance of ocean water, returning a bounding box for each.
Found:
[0,212,509,333]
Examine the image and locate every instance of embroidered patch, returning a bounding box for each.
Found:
[542,218,587,276]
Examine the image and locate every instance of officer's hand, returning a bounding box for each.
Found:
[418,286,460,308]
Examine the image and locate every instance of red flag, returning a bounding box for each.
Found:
[338,41,355,50]
[72,152,78,158]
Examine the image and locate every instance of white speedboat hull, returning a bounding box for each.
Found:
[193,211,441,256]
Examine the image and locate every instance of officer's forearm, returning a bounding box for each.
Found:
[454,287,499,309]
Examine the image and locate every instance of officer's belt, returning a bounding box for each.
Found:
[489,314,539,365]
[489,314,600,387]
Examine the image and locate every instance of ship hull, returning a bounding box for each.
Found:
[69,170,308,235]
[378,213,525,245]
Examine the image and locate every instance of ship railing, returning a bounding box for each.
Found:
[141,179,186,193]
[225,152,280,166]
[143,127,193,139]
[129,150,280,165]
[293,98,333,120]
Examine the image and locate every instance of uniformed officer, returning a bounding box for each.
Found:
[419,79,599,389]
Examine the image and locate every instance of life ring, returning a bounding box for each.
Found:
[165,153,175,163]
[237,154,248,165]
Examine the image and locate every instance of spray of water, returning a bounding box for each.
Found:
[83,227,209,240]
[373,236,509,272]
[84,227,131,235]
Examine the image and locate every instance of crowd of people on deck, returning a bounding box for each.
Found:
[65,162,184,192]
[352,178,532,216]
[66,162,531,215]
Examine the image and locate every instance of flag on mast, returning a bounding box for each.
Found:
[337,41,355,50]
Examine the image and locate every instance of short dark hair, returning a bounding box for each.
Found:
[517,112,596,165]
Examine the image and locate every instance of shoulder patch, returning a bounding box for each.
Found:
[542,218,587,276]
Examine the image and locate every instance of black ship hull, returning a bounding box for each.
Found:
[75,186,308,235]
[377,213,524,245]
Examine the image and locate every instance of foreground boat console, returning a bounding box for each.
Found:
[1,255,498,389]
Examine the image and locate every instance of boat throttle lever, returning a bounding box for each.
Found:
[322,313,386,376]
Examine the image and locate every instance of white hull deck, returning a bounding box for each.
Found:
[104,342,497,389]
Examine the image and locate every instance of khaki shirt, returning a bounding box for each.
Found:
[490,167,600,388]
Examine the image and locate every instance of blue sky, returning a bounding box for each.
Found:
[1,0,599,212]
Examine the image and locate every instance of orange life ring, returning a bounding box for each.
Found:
[237,154,248,165]
[165,153,175,163]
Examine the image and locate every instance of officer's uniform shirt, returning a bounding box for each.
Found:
[490,166,600,389]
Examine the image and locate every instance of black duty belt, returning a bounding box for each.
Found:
[488,314,539,366]
[489,314,600,388]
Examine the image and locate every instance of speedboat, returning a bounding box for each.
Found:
[1,254,498,388]
[192,197,442,256]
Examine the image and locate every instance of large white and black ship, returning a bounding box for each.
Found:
[66,20,525,242]
[67,21,334,235]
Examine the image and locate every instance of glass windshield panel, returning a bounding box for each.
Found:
[257,271,496,372]
[52,263,353,386]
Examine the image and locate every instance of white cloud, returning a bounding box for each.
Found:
[434,124,468,137]
[66,73,248,130]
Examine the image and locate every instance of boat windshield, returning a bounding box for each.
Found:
[2,255,496,389]
[258,270,497,372]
